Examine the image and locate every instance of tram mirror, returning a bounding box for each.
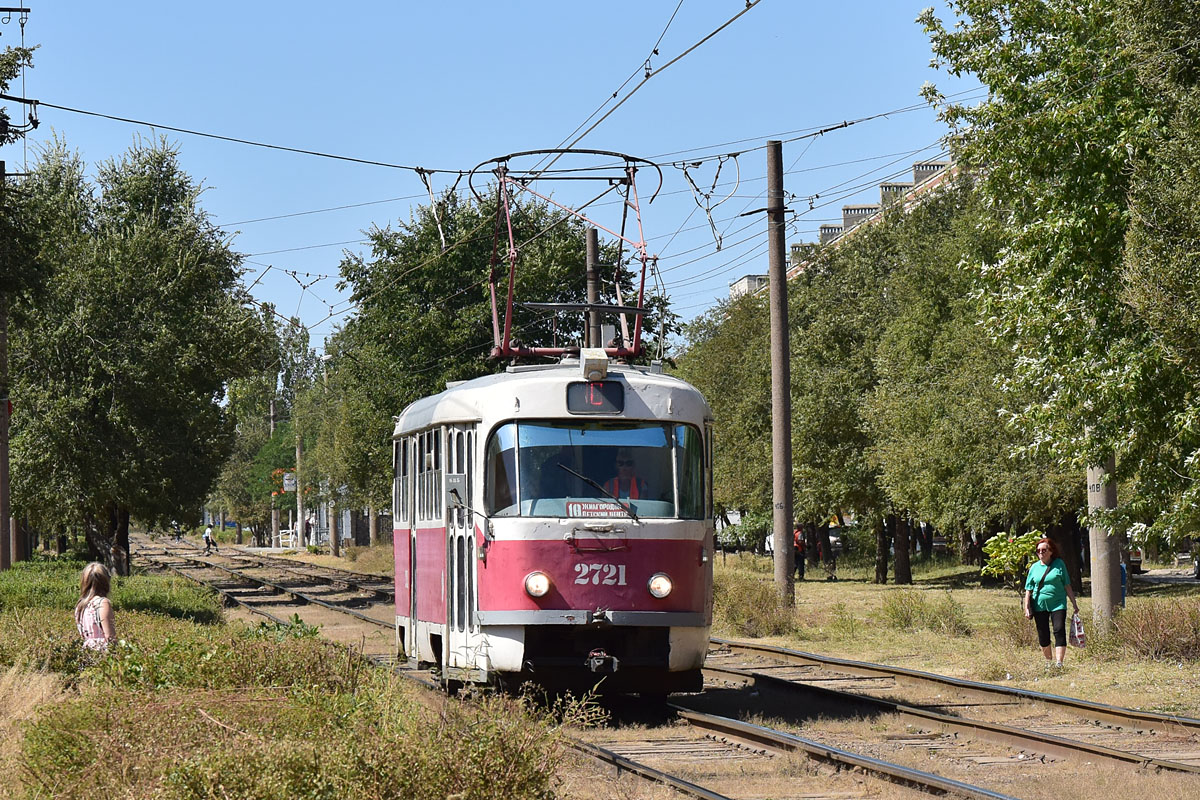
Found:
[446,474,468,508]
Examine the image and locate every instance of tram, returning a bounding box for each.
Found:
[392,149,713,693]
[391,351,713,693]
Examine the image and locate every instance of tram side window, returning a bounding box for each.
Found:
[705,423,714,518]
[393,439,406,523]
[485,423,519,516]
[675,424,705,520]
[418,434,428,520]
[434,429,442,518]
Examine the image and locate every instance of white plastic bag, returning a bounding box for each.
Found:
[1068,613,1086,648]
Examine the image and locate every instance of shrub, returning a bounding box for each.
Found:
[0,609,87,674]
[341,544,395,575]
[995,602,1038,648]
[879,590,972,636]
[981,530,1042,588]
[713,564,799,638]
[1105,598,1200,661]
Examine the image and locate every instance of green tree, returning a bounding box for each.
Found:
[306,190,674,547]
[919,1,1190,520]
[863,181,1080,559]
[1117,0,1200,539]
[675,293,772,548]
[11,138,268,572]
[920,1,1200,622]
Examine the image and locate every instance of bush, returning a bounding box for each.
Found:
[879,590,972,636]
[1103,598,1200,661]
[341,544,395,575]
[713,564,799,638]
[0,609,87,674]
[995,602,1038,648]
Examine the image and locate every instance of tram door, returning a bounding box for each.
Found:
[444,424,483,679]
[403,436,418,663]
[394,435,417,663]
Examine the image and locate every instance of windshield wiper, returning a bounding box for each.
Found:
[557,463,640,523]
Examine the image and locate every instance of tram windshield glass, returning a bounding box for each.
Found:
[485,421,705,519]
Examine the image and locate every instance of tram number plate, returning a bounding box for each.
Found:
[574,563,627,586]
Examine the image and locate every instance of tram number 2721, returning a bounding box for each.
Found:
[574,563,628,585]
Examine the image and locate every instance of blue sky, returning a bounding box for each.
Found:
[1,1,969,353]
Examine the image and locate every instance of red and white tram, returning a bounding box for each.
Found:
[391,351,713,693]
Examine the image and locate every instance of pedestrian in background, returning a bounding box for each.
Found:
[1023,537,1079,669]
[75,562,116,653]
[203,523,218,554]
[792,524,806,580]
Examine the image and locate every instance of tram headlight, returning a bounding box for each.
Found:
[524,571,552,598]
[647,572,673,599]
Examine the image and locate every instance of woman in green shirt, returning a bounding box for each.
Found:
[1023,537,1080,668]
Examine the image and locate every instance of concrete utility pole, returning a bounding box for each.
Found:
[1087,456,1121,633]
[270,398,280,547]
[0,162,11,571]
[586,228,601,348]
[766,141,795,606]
[328,500,339,558]
[0,301,9,573]
[296,437,305,548]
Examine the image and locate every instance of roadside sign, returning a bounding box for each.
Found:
[283,472,297,492]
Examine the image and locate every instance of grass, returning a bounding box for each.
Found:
[712,551,1200,717]
[0,556,224,624]
[0,558,578,800]
[276,543,395,577]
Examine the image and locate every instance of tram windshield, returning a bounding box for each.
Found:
[485,421,705,519]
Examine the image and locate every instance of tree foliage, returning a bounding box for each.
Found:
[306,191,676,514]
[11,138,267,569]
[921,0,1200,544]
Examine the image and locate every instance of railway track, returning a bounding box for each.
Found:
[707,638,1200,771]
[130,539,1200,798]
[373,655,1019,800]
[133,535,396,656]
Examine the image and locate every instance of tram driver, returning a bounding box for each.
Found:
[603,447,649,500]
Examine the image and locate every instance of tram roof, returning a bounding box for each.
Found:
[392,361,711,438]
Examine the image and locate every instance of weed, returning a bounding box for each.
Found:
[879,590,973,636]
[244,614,323,641]
[826,602,859,638]
[995,603,1038,648]
[713,563,799,638]
[1102,598,1200,661]
[341,544,395,575]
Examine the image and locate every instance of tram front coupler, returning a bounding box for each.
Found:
[587,647,619,674]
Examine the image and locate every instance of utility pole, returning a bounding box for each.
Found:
[767,141,795,606]
[0,161,11,571]
[296,436,305,548]
[329,499,339,558]
[1087,456,1121,633]
[586,228,601,348]
[270,398,280,547]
